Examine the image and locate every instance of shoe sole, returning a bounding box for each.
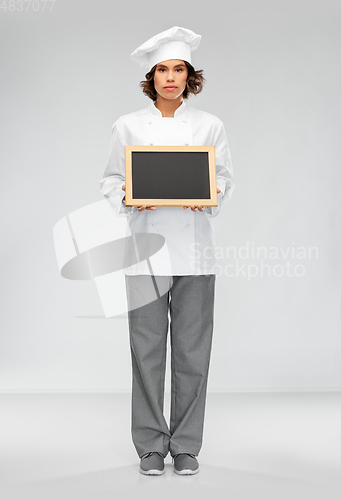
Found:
[140,467,165,475]
[174,466,200,475]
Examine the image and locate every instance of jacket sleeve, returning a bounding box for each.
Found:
[99,121,137,217]
[205,121,235,218]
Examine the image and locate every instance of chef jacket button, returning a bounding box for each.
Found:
[152,223,155,227]
[184,142,189,146]
[182,120,187,123]
[148,121,152,125]
[186,224,190,227]
[150,142,153,145]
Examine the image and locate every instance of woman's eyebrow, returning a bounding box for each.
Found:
[157,64,186,68]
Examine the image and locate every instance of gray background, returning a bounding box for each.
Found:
[1,0,340,392]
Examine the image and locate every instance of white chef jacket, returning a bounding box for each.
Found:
[99,99,235,276]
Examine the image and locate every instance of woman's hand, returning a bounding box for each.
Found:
[122,184,156,211]
[183,188,221,211]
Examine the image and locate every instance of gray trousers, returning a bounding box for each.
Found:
[125,274,216,459]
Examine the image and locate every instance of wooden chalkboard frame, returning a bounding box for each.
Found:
[124,145,218,207]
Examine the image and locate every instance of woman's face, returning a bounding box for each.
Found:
[153,59,188,101]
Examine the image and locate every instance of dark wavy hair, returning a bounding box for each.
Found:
[140,61,205,101]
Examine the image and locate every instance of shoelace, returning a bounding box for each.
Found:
[141,451,164,460]
[172,453,196,464]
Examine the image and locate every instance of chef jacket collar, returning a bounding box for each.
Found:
[149,99,187,117]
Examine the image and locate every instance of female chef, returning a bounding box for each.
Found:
[99,26,235,476]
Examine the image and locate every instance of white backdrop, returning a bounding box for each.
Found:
[1,0,340,392]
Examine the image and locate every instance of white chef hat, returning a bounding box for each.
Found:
[130,26,201,71]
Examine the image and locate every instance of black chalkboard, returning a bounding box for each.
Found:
[132,151,210,199]
[125,146,217,207]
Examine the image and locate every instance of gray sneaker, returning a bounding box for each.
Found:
[173,453,200,475]
[139,452,165,475]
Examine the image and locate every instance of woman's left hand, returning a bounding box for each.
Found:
[183,188,221,212]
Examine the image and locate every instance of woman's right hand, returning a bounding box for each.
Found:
[122,184,156,211]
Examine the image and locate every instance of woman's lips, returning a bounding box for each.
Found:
[164,86,177,91]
